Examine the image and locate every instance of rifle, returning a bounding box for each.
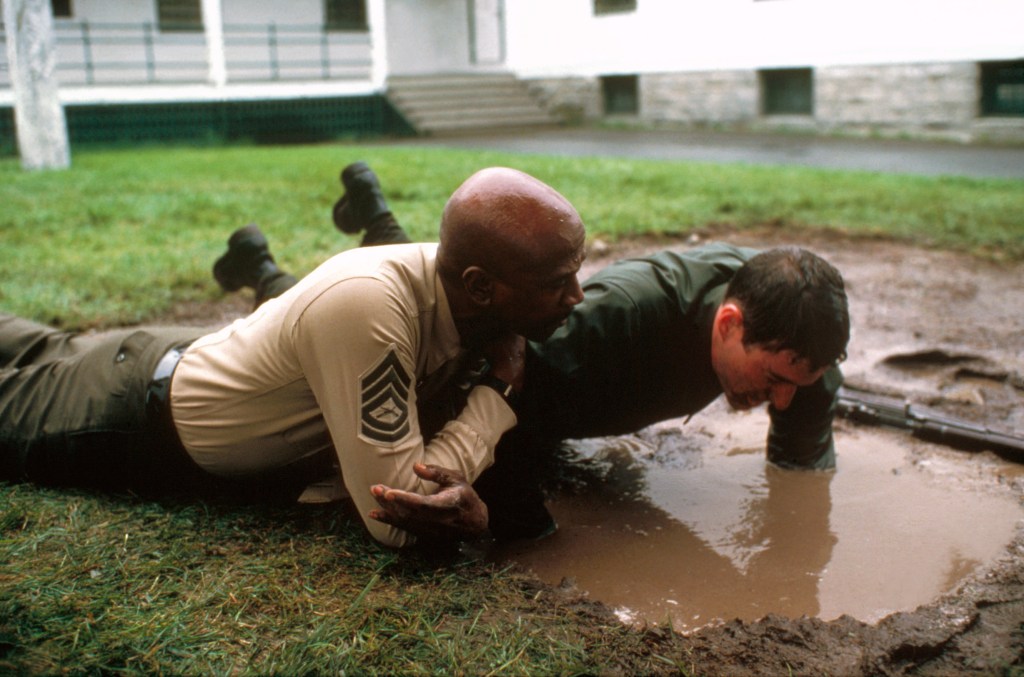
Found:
[836,386,1024,460]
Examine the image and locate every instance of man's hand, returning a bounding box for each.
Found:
[368,463,489,542]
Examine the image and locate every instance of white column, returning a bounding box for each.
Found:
[201,0,227,87]
[3,0,70,170]
[367,0,388,89]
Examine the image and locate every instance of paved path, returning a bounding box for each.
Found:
[386,127,1024,180]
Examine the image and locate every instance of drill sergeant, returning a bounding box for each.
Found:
[0,167,587,548]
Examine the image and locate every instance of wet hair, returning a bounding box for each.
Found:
[725,247,850,370]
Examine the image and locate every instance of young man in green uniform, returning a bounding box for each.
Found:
[214,163,849,539]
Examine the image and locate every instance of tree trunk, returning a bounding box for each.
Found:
[3,0,71,170]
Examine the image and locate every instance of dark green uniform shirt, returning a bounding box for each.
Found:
[519,242,840,470]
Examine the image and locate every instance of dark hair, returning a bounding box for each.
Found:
[725,247,850,370]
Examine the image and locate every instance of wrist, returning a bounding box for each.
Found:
[478,373,520,408]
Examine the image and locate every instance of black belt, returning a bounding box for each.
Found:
[145,344,189,416]
[143,343,203,482]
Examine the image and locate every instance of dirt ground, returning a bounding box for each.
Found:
[565,229,1024,676]
[174,230,1024,675]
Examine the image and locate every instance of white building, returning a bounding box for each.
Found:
[2,0,1022,148]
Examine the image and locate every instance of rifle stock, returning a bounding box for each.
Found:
[836,386,1024,459]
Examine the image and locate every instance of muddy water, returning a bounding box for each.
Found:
[492,400,1023,631]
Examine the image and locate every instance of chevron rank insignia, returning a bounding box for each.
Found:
[359,346,412,445]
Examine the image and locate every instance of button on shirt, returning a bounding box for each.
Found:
[170,243,516,546]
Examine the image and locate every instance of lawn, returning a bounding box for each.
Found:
[1,143,1021,328]
[1,141,1022,674]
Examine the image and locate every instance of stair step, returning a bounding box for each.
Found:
[388,74,520,88]
[396,99,552,114]
[422,116,557,132]
[391,88,537,103]
[386,73,558,134]
[407,107,555,122]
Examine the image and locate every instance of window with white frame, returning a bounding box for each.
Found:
[51,0,72,17]
[594,0,636,16]
[157,0,202,32]
[326,0,368,31]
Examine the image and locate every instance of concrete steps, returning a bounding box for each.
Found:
[386,73,560,134]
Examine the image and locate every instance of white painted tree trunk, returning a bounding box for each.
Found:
[3,0,70,170]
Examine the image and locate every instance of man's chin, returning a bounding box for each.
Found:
[525,316,570,342]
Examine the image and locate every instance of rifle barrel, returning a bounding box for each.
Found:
[836,387,1024,458]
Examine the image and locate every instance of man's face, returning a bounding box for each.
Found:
[710,303,826,411]
[490,229,587,342]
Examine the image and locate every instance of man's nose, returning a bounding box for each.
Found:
[564,276,584,307]
[771,384,798,411]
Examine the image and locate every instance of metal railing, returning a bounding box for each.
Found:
[0,20,373,88]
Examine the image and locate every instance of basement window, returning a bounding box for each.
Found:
[326,0,368,31]
[157,0,202,32]
[594,0,637,16]
[980,60,1024,117]
[51,0,72,17]
[760,67,814,115]
[602,74,639,115]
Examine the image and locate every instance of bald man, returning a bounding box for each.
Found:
[0,167,587,548]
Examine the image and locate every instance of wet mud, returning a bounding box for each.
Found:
[492,407,1022,634]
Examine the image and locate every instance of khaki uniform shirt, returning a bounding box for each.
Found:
[170,243,516,546]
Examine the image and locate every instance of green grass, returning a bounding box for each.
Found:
[0,484,666,675]
[1,140,1022,673]
[1,142,1021,328]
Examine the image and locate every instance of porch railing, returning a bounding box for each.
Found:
[0,20,373,89]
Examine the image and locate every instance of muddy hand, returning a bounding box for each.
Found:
[482,332,526,392]
[369,463,489,541]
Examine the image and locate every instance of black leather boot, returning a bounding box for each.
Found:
[212,223,282,292]
[332,161,394,235]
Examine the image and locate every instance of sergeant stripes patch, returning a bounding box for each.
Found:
[359,346,412,444]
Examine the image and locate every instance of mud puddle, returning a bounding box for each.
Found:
[491,399,1023,632]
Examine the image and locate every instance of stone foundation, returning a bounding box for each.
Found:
[642,70,759,127]
[526,77,603,125]
[527,61,1024,143]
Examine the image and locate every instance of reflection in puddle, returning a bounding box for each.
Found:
[492,401,1023,631]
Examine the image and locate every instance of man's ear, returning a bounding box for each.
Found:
[462,266,495,306]
[714,302,745,340]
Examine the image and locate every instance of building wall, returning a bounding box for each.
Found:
[642,71,759,127]
[3,0,1022,142]
[505,0,1023,76]
[385,0,471,75]
[52,0,325,28]
[526,77,602,123]
[815,63,980,139]
[529,61,1024,143]
[506,0,1024,142]
[2,0,372,89]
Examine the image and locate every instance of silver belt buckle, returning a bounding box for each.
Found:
[152,347,184,382]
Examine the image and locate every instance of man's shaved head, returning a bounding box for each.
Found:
[438,167,583,282]
[436,167,587,342]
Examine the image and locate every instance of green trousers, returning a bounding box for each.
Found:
[0,217,410,494]
[0,314,201,489]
